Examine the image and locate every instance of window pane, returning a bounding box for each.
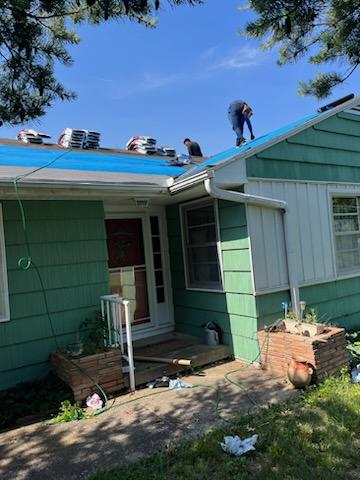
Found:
[337,251,360,271]
[156,287,165,303]
[336,234,360,251]
[152,236,161,253]
[150,216,160,235]
[333,197,357,214]
[189,263,220,285]
[155,270,163,286]
[186,205,215,227]
[183,201,222,290]
[188,245,218,264]
[334,216,359,233]
[188,225,216,245]
[333,196,360,274]
[154,253,162,269]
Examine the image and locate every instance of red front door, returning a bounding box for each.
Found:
[105,218,150,325]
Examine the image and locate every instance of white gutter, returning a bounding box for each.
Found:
[169,170,209,194]
[204,175,300,315]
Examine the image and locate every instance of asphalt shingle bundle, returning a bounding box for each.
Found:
[126,136,157,154]
[126,136,176,157]
[17,129,51,145]
[58,128,101,149]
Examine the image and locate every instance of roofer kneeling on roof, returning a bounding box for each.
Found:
[183,138,203,157]
[228,100,255,146]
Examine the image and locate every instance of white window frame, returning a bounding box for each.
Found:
[331,194,360,277]
[0,204,9,322]
[180,198,224,292]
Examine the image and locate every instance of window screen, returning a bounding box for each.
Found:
[182,200,222,290]
[332,197,360,274]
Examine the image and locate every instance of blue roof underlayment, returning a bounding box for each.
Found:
[0,111,322,182]
[181,112,320,178]
[0,146,186,177]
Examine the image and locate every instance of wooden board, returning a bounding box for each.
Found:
[124,334,231,388]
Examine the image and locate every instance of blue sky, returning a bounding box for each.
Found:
[2,0,360,156]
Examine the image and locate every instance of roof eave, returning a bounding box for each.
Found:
[171,94,360,193]
[0,178,170,194]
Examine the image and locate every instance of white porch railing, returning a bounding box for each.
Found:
[100,294,136,392]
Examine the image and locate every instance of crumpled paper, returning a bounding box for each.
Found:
[220,434,258,456]
[86,393,103,410]
[169,378,193,390]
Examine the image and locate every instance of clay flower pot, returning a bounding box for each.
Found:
[287,358,314,389]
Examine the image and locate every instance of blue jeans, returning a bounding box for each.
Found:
[228,112,254,146]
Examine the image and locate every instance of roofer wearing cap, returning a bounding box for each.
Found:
[228,100,255,146]
[183,138,203,157]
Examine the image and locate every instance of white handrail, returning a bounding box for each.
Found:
[100,294,136,392]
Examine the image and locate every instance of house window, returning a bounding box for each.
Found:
[332,196,360,273]
[0,204,9,322]
[150,216,165,303]
[181,199,223,290]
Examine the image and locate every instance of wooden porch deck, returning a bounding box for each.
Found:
[124,332,232,388]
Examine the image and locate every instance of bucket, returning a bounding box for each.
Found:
[204,322,220,346]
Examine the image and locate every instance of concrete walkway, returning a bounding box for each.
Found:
[0,361,296,480]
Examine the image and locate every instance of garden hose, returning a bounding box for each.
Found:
[12,151,110,412]
[12,150,278,425]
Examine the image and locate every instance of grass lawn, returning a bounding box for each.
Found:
[90,374,360,480]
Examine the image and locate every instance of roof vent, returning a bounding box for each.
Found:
[58,128,101,149]
[134,198,149,208]
[317,93,355,113]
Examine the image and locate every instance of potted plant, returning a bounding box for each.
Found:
[283,307,327,337]
[51,311,124,401]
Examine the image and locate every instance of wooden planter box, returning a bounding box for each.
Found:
[51,349,124,402]
[258,326,349,383]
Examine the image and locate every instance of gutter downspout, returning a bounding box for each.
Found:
[204,175,300,315]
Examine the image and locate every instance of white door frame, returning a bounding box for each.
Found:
[105,205,174,340]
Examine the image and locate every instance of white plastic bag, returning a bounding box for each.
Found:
[220,434,258,456]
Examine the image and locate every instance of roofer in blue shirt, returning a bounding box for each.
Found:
[228,100,255,146]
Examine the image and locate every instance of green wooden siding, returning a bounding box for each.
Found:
[256,276,360,332]
[0,200,109,389]
[246,112,360,182]
[166,200,258,361]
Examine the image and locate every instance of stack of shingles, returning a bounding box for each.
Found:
[158,146,176,157]
[58,128,101,149]
[126,136,157,154]
[17,128,51,145]
[126,136,177,157]
[85,130,101,149]
[58,128,86,148]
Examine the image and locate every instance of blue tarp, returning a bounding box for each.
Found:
[181,112,320,178]
[0,146,186,177]
[0,111,322,181]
